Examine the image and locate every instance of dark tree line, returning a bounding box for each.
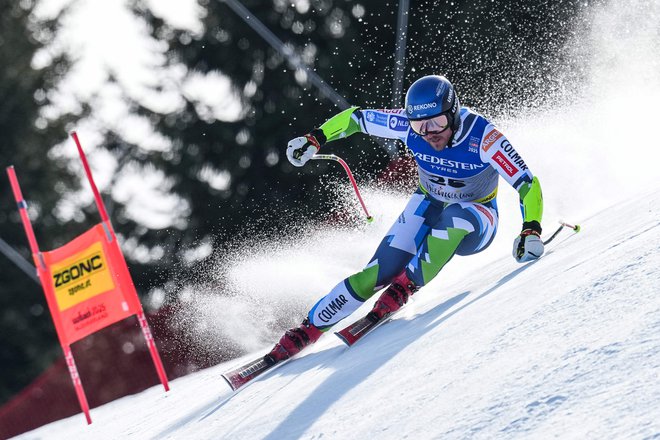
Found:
[0,0,83,404]
[0,0,584,404]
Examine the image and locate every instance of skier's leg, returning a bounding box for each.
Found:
[306,190,439,329]
[370,200,499,317]
[406,200,499,286]
[267,191,435,361]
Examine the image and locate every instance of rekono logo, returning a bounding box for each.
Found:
[412,102,437,111]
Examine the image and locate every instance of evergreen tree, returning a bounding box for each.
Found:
[124,0,399,294]
[0,0,78,404]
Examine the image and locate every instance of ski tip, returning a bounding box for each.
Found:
[334,331,353,347]
[221,374,238,391]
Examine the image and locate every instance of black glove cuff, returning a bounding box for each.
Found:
[309,128,327,146]
[522,220,542,234]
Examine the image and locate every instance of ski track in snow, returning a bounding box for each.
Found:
[16,188,660,440]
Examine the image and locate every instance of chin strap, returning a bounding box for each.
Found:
[446,115,462,148]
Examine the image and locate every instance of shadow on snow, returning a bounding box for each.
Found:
[261,260,540,440]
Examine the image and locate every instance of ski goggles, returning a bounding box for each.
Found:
[409,113,452,136]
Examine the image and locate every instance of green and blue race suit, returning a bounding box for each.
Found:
[306,106,543,329]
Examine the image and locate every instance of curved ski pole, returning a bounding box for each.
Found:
[312,154,374,223]
[543,220,581,245]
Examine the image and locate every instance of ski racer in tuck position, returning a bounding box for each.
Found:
[267,74,544,362]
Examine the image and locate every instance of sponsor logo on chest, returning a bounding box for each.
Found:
[469,136,480,153]
[413,152,485,171]
[426,187,475,200]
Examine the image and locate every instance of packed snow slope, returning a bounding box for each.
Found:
[17,186,660,439]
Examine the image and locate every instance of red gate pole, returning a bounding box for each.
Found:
[70,132,170,392]
[6,166,93,424]
[70,132,111,224]
[63,346,93,424]
[136,311,170,390]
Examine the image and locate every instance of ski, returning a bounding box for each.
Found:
[221,355,282,391]
[335,310,398,346]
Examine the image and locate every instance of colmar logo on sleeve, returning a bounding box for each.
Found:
[501,141,528,171]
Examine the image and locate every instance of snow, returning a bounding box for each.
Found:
[15,186,660,439]
[14,0,660,438]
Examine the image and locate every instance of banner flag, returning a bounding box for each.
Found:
[6,132,169,425]
[40,223,141,345]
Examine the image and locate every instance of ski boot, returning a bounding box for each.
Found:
[369,271,419,320]
[265,318,322,365]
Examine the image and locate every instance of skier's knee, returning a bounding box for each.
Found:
[346,263,402,300]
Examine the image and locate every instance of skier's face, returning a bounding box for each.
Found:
[423,128,453,151]
[409,113,453,151]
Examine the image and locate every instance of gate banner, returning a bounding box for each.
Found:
[40,223,141,345]
[6,132,169,425]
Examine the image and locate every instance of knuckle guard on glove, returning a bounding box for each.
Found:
[513,230,545,262]
[513,220,544,263]
[286,134,321,167]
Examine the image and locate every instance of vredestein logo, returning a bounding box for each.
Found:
[53,254,104,289]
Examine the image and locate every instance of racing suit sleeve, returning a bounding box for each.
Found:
[479,124,543,227]
[315,107,410,144]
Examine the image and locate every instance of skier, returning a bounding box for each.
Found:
[267,75,544,363]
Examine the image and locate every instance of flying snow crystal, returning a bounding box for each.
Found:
[172,0,660,356]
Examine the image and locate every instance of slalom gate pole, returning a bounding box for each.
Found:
[70,132,111,224]
[543,221,581,245]
[312,154,373,223]
[6,166,93,424]
[70,132,170,392]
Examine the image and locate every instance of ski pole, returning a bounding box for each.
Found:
[543,220,581,245]
[311,154,374,223]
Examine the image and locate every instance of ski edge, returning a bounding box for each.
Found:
[334,330,352,346]
[334,311,396,347]
[221,356,278,392]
